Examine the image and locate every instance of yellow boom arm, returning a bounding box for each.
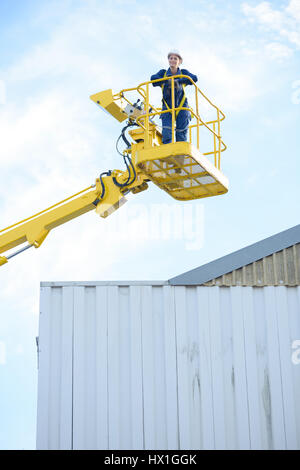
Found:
[0,169,148,266]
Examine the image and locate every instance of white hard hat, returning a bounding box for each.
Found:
[168,49,183,62]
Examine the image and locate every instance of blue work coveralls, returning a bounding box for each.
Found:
[150,67,198,144]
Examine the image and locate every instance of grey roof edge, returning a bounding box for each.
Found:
[169,224,300,286]
[40,281,168,287]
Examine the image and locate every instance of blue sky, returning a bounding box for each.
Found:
[0,0,299,449]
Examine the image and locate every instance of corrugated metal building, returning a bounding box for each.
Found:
[36,224,300,450]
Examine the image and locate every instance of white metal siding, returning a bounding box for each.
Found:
[37,284,300,450]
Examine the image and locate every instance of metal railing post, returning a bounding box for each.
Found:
[213,122,217,168]
[217,109,221,169]
[145,83,149,148]
[195,87,199,150]
[171,77,175,143]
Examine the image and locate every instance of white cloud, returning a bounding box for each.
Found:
[291,79,300,103]
[242,1,300,50]
[15,344,24,355]
[0,341,6,365]
[265,42,293,60]
[242,2,285,29]
[0,80,5,104]
[282,28,300,48]
[286,0,300,22]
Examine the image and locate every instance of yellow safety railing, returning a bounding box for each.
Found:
[114,75,227,170]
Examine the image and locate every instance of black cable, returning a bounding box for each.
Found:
[113,119,138,188]
[115,134,124,157]
[112,157,132,188]
[100,171,112,198]
[92,170,111,206]
[115,131,133,186]
[124,154,136,185]
[94,104,145,207]
[121,126,131,148]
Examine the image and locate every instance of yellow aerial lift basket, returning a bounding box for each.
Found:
[91,75,228,201]
[134,141,228,201]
